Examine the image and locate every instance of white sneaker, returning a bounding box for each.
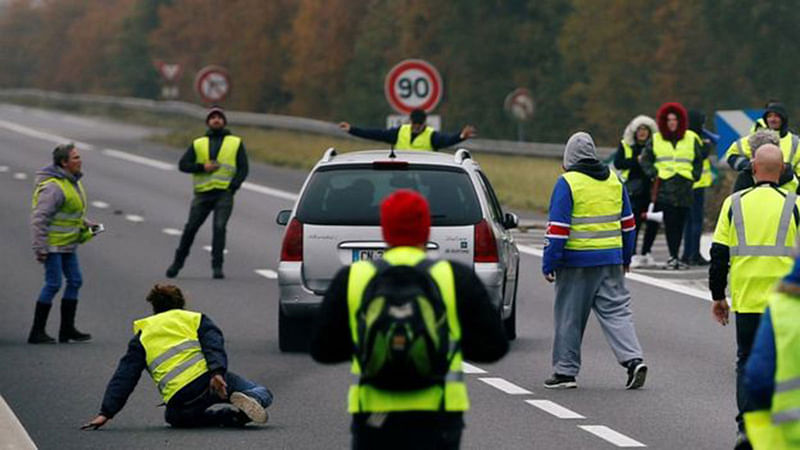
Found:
[641,253,656,267]
[630,255,642,269]
[230,392,268,424]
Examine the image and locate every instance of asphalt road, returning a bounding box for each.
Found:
[0,104,737,449]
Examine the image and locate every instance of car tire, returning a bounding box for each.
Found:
[279,307,310,353]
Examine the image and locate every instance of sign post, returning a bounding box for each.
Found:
[384,59,443,129]
[504,88,535,141]
[154,60,183,100]
[194,65,230,104]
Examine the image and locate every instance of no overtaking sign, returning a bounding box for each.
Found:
[384,59,443,114]
[194,65,230,104]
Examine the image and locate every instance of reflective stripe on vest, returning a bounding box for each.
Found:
[395,124,434,151]
[730,191,796,257]
[765,294,800,445]
[31,177,87,247]
[192,135,241,192]
[346,246,468,413]
[562,171,623,251]
[133,310,209,403]
[652,131,696,181]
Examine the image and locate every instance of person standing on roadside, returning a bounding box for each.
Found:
[29,143,96,344]
[339,108,477,151]
[166,106,248,280]
[614,115,658,268]
[543,132,647,390]
[681,109,714,266]
[709,144,800,450]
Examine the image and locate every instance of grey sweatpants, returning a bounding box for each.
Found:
[552,265,643,376]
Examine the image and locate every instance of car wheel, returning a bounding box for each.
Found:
[279,307,311,352]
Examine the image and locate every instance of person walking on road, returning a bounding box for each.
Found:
[166,106,248,280]
[743,255,800,449]
[614,115,658,268]
[310,190,508,449]
[82,284,273,430]
[29,144,96,344]
[640,102,703,270]
[709,144,800,449]
[681,109,714,266]
[339,108,476,151]
[542,131,647,390]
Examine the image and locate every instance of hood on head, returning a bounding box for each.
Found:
[34,164,77,185]
[688,109,706,135]
[656,102,688,140]
[763,102,789,134]
[563,131,598,169]
[623,115,657,146]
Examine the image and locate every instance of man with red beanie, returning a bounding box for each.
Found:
[311,189,508,449]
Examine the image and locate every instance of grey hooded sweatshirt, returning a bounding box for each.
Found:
[31,165,85,254]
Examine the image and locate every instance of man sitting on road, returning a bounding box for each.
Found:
[339,108,476,151]
[82,284,273,430]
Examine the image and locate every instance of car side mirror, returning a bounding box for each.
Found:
[503,212,519,229]
[276,210,291,226]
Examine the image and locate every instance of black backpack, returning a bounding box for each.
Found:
[355,259,452,391]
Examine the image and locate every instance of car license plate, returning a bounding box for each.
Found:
[353,249,384,262]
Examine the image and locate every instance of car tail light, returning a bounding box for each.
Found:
[474,219,499,263]
[280,218,303,261]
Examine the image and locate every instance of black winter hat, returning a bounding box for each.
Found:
[763,102,788,125]
[206,105,227,124]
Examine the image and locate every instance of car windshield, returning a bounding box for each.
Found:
[296,164,482,226]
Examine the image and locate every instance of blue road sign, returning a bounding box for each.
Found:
[714,109,764,159]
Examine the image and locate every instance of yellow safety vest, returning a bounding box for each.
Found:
[652,131,697,181]
[562,171,623,251]
[395,124,434,151]
[745,292,800,449]
[725,133,800,192]
[346,246,468,413]
[31,177,89,247]
[192,135,241,192]
[133,309,209,403]
[617,140,633,182]
[712,186,799,312]
[691,133,713,189]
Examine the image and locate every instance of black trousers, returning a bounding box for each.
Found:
[735,312,762,432]
[173,189,234,269]
[641,203,689,258]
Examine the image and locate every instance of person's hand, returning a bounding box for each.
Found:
[338,122,351,132]
[35,250,48,263]
[460,125,477,140]
[712,299,730,326]
[544,272,555,283]
[80,415,108,430]
[203,161,220,173]
[209,373,228,400]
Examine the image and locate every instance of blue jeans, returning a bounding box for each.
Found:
[681,188,705,261]
[38,252,82,304]
[225,371,273,408]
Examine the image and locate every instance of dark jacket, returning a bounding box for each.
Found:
[98,314,227,418]
[178,128,249,192]
[348,126,465,151]
[613,141,649,198]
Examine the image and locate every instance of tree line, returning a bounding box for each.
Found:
[1,0,797,144]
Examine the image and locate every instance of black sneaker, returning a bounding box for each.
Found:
[689,256,710,266]
[544,374,577,389]
[663,258,688,270]
[625,359,647,390]
[204,403,250,428]
[165,264,180,278]
[734,431,752,450]
[212,268,225,279]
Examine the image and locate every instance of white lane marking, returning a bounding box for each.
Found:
[462,362,487,374]
[91,200,109,209]
[0,394,37,449]
[13,172,28,180]
[255,269,278,279]
[241,181,298,201]
[0,165,8,172]
[0,118,93,149]
[525,400,585,419]
[102,148,175,171]
[579,425,646,447]
[162,228,182,236]
[517,244,712,302]
[125,214,144,223]
[203,245,229,254]
[478,377,532,395]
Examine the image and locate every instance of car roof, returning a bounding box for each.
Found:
[315,149,479,170]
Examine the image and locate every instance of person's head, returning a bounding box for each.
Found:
[562,131,597,170]
[748,129,780,159]
[206,105,227,130]
[380,189,430,248]
[688,109,706,135]
[53,143,81,175]
[763,102,787,132]
[409,109,427,133]
[656,102,688,139]
[751,143,783,183]
[635,125,651,143]
[623,115,656,146]
[146,284,186,314]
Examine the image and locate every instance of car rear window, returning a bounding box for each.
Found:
[296,164,482,226]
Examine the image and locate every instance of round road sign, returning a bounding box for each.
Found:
[504,88,535,122]
[384,59,443,114]
[194,65,230,103]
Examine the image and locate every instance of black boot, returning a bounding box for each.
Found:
[212,267,225,279]
[28,302,55,344]
[59,299,91,343]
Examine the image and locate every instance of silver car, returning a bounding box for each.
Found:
[275,148,520,352]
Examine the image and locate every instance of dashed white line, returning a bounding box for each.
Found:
[478,377,532,395]
[203,245,228,254]
[255,269,278,279]
[13,172,27,180]
[462,362,487,374]
[525,400,585,419]
[162,228,182,236]
[91,200,109,209]
[579,425,646,447]
[125,214,144,223]
[0,165,9,172]
[102,148,175,171]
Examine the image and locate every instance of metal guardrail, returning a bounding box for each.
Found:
[0,88,614,159]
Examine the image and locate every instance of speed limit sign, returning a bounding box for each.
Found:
[384,59,443,114]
